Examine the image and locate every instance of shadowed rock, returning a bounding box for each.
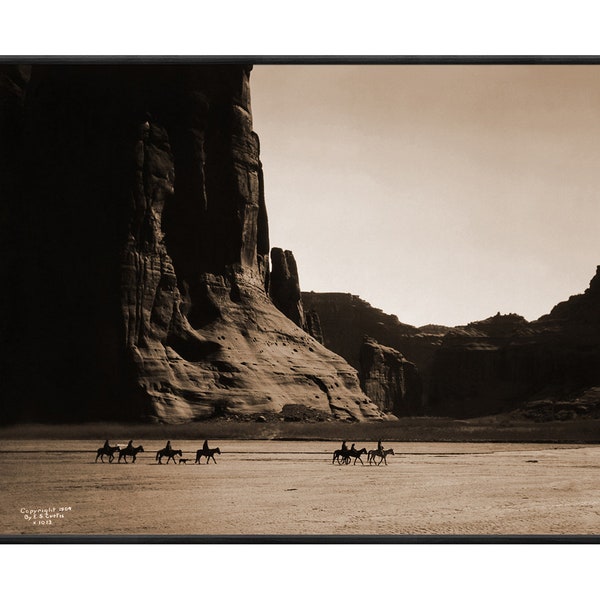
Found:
[359,337,423,416]
[301,293,427,416]
[269,247,305,328]
[304,310,324,344]
[269,247,324,345]
[429,267,600,417]
[3,64,381,423]
[305,268,600,418]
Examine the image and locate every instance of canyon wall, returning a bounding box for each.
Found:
[302,292,429,415]
[4,63,598,424]
[359,337,423,415]
[428,269,600,417]
[304,268,600,418]
[2,64,381,423]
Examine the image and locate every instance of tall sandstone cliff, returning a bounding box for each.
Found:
[1,64,381,423]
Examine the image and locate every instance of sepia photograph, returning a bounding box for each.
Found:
[1,58,600,541]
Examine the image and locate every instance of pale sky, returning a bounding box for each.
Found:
[250,65,600,327]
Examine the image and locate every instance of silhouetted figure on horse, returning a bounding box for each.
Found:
[195,441,220,464]
[156,444,182,464]
[332,448,349,464]
[348,445,367,465]
[368,446,395,465]
[118,442,144,463]
[95,441,120,463]
[332,442,367,465]
[333,440,349,464]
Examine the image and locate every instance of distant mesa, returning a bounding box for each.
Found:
[303,266,600,420]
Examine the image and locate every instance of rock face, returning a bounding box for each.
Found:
[304,310,324,345]
[359,337,422,416]
[302,292,428,414]
[269,247,324,343]
[429,269,600,417]
[428,314,535,416]
[269,248,305,328]
[301,293,419,367]
[3,64,381,423]
[304,268,600,418]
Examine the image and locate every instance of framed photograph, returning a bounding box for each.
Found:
[2,57,600,543]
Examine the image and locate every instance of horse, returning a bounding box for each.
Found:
[195,447,221,464]
[332,449,350,465]
[95,444,120,463]
[118,445,144,463]
[332,447,366,465]
[156,447,182,464]
[368,448,395,465]
[347,447,367,465]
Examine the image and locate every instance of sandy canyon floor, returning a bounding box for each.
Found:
[2,440,600,536]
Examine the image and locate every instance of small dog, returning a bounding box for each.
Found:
[179,458,188,464]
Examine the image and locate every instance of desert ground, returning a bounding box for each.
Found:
[2,438,600,536]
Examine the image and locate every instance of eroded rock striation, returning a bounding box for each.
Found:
[359,337,422,416]
[304,310,325,345]
[4,64,381,423]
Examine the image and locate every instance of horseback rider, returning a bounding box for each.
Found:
[203,439,209,452]
[377,439,384,454]
[103,439,111,451]
[350,443,356,452]
[165,440,172,452]
[341,440,348,453]
[126,439,133,450]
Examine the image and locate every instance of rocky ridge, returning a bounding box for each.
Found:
[304,267,600,419]
[429,268,600,417]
